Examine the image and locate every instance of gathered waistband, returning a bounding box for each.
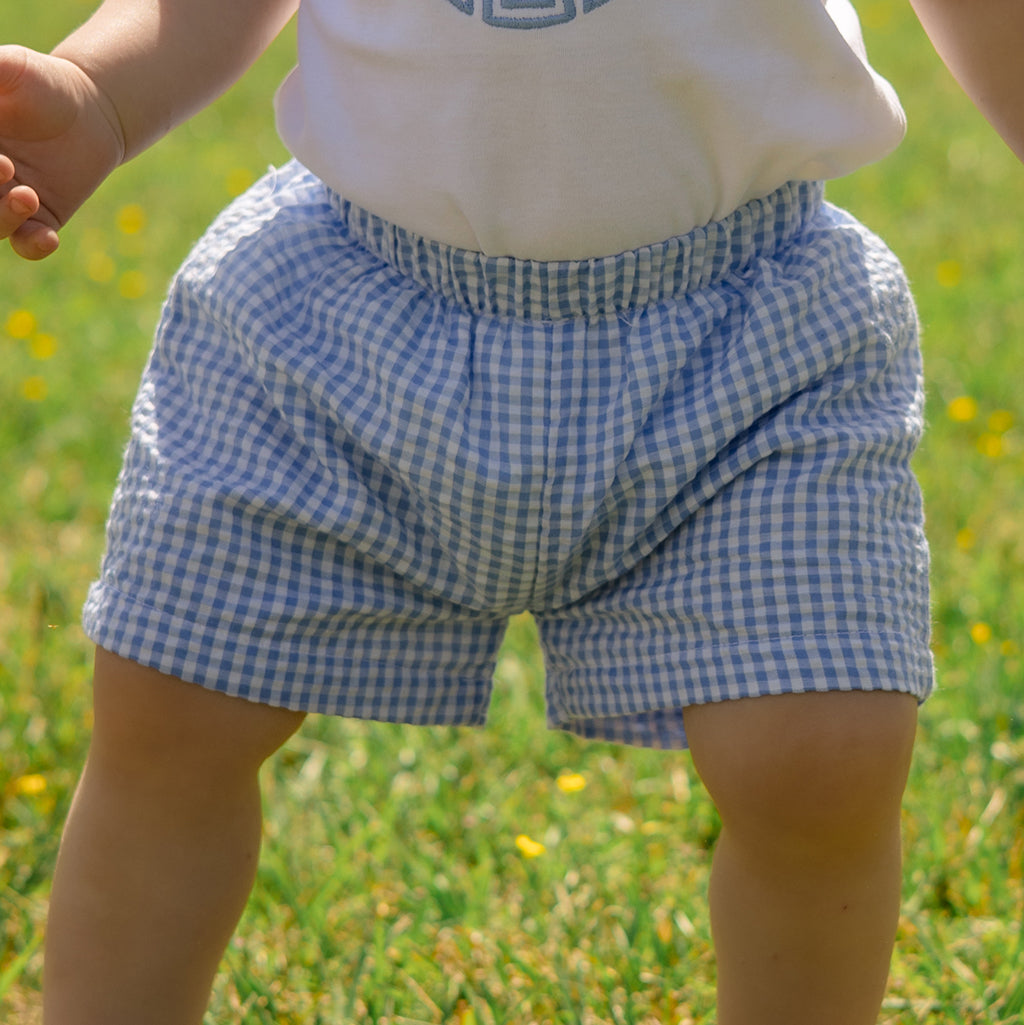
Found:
[326,179,825,320]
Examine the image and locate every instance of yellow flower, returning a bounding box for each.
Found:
[85,250,117,284]
[226,167,255,197]
[946,395,978,423]
[119,270,149,300]
[970,622,993,646]
[13,773,47,797]
[30,333,58,360]
[556,772,587,794]
[21,376,48,402]
[5,308,37,339]
[859,1,893,31]
[976,433,1003,459]
[515,833,546,858]
[116,203,147,235]
[935,259,962,289]
[956,528,976,551]
[987,409,1014,434]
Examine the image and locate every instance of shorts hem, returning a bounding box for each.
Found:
[84,583,933,750]
[81,583,495,728]
[546,629,934,749]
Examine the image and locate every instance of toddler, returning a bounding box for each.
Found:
[2,1,1021,1022]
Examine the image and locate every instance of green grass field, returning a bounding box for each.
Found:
[2,1,1023,1022]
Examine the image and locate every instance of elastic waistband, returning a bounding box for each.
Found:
[326,180,825,320]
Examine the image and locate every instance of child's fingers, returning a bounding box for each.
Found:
[0,180,39,234]
[9,217,59,260]
[1,183,60,259]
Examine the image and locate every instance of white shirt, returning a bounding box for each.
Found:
[275,0,905,259]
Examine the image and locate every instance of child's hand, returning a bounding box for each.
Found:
[0,45,124,260]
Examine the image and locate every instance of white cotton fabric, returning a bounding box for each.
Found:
[274,0,906,259]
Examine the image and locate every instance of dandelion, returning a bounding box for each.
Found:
[970,622,993,646]
[956,528,976,551]
[5,308,37,339]
[556,772,587,793]
[12,774,47,797]
[976,433,1003,459]
[946,395,978,423]
[859,1,893,31]
[86,250,117,284]
[119,270,149,300]
[1000,639,1020,658]
[21,376,48,402]
[116,203,147,235]
[935,259,962,289]
[988,409,1015,434]
[226,167,256,197]
[515,833,546,858]
[30,333,58,360]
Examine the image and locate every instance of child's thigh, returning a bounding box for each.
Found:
[89,647,306,776]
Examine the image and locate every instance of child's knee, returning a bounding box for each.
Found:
[686,691,917,860]
[89,647,305,781]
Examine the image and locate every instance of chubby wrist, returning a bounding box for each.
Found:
[48,51,128,166]
[79,69,128,167]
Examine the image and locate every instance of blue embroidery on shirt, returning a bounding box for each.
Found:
[445,0,614,27]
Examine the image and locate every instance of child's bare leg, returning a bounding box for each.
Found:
[43,648,306,1025]
[685,691,917,1025]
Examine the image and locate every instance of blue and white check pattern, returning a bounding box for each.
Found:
[83,161,933,748]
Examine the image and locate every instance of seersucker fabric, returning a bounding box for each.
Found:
[83,162,933,747]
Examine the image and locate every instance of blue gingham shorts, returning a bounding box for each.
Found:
[83,161,933,748]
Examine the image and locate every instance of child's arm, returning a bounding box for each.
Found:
[910,0,1024,162]
[51,0,299,161]
[0,0,297,260]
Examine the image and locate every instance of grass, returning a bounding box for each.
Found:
[2,0,1023,1021]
